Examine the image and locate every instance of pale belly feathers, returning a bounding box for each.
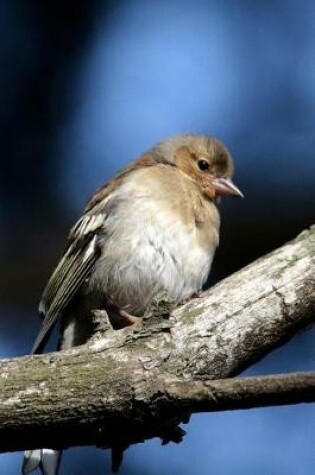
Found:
[87,168,220,315]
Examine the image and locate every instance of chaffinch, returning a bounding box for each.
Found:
[22,134,243,474]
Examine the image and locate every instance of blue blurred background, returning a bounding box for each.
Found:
[0,0,314,473]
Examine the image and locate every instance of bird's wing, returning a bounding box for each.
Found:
[31,211,104,354]
[31,157,167,354]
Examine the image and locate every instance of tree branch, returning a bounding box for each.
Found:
[0,226,314,453]
[164,372,315,413]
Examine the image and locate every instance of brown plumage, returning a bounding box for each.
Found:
[23,134,243,475]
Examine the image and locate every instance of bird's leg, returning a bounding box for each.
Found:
[178,290,204,305]
[189,290,204,299]
[114,308,139,328]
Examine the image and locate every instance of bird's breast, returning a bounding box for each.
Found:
[89,166,220,314]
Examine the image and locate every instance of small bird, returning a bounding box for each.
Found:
[22,134,243,475]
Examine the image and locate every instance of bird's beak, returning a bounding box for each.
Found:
[212,177,244,198]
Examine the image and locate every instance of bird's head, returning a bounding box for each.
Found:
[155,134,243,201]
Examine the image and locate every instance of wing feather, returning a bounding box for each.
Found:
[32,229,101,354]
[32,184,120,354]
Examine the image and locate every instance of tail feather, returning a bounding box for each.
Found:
[22,449,62,475]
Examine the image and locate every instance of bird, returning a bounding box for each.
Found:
[22,134,243,475]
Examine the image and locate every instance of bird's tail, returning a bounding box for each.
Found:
[22,449,62,475]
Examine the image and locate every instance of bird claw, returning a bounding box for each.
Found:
[178,290,204,305]
[115,308,139,326]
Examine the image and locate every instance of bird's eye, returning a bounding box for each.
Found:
[198,159,209,171]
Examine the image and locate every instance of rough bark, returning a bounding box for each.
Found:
[0,226,314,453]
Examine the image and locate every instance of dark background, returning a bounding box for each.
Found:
[0,1,314,473]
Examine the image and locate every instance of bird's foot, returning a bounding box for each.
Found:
[190,290,204,299]
[115,308,139,327]
[91,307,139,332]
[178,290,204,305]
